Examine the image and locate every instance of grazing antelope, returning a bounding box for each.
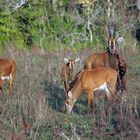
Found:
[0,58,16,96]
[60,57,80,98]
[65,67,118,114]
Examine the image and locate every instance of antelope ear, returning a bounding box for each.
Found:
[64,58,69,64]
[68,91,73,98]
[75,57,80,63]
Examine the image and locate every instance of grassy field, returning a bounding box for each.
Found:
[0,47,140,140]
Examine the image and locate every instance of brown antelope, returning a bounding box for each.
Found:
[0,58,16,96]
[84,25,119,70]
[65,67,118,114]
[60,57,80,98]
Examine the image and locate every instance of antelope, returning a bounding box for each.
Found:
[0,58,16,96]
[60,57,80,98]
[65,67,118,114]
[84,25,119,70]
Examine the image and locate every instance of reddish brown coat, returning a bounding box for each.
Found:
[0,58,16,96]
[65,67,118,114]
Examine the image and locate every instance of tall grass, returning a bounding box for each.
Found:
[0,47,140,140]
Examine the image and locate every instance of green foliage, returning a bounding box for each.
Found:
[0,0,108,50]
[0,0,139,51]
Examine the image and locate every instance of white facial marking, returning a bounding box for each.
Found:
[1,74,12,80]
[65,102,72,113]
[69,61,73,69]
[68,105,72,113]
[68,91,73,98]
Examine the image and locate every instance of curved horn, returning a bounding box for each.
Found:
[113,24,116,38]
[107,25,111,38]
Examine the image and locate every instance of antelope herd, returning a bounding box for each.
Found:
[61,25,127,114]
[0,25,127,115]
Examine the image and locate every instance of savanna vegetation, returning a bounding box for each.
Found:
[0,0,140,139]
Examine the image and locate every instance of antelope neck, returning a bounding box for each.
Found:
[70,82,81,102]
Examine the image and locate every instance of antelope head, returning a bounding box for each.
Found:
[64,57,80,70]
[65,91,75,114]
[107,24,117,54]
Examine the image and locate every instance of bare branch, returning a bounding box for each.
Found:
[13,0,28,11]
[3,0,29,14]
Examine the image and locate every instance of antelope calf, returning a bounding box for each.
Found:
[60,57,80,98]
[65,67,118,114]
[0,58,16,96]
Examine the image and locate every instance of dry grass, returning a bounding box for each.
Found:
[0,47,140,140]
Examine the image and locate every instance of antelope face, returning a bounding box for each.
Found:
[68,60,75,70]
[108,38,117,54]
[65,91,75,114]
[64,58,80,70]
[65,99,74,114]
